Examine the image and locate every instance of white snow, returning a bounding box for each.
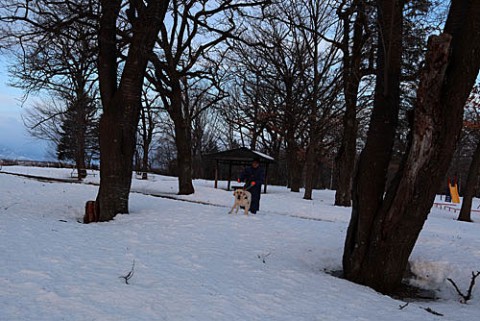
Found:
[1,165,479,321]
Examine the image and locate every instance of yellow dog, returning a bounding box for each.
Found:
[229,189,252,215]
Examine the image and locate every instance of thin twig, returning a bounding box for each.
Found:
[120,260,135,285]
[447,271,480,303]
[422,307,443,316]
[257,252,271,264]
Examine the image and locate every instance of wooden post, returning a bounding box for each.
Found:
[227,160,232,191]
[214,159,219,189]
[84,200,99,223]
[264,163,269,193]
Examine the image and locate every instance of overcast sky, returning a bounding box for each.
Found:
[0,56,51,160]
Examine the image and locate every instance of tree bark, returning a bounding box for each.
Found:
[97,95,139,217]
[74,123,87,180]
[94,0,169,221]
[343,0,480,294]
[139,96,155,180]
[344,0,405,292]
[303,4,322,201]
[334,85,358,206]
[285,96,303,192]
[458,138,480,222]
[75,91,88,180]
[287,147,304,192]
[334,0,364,207]
[170,81,195,195]
[303,145,317,200]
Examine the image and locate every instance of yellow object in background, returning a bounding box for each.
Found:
[448,182,460,203]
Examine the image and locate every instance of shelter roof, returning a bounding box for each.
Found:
[205,147,275,163]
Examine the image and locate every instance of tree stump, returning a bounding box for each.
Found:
[84,200,99,223]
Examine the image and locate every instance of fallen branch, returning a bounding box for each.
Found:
[257,252,271,264]
[447,271,480,303]
[120,260,135,285]
[422,307,443,316]
[399,302,409,310]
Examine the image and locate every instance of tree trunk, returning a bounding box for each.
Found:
[75,94,88,180]
[334,1,364,207]
[75,122,87,180]
[343,0,406,292]
[343,0,480,294]
[75,152,87,179]
[288,149,303,192]
[285,120,303,192]
[458,138,480,222]
[94,0,169,221]
[303,145,317,200]
[334,93,358,206]
[174,122,194,195]
[170,82,195,195]
[141,143,149,180]
[139,101,153,180]
[96,96,139,219]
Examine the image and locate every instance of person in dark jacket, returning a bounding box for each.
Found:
[238,158,265,214]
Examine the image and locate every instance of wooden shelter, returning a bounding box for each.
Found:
[205,147,275,193]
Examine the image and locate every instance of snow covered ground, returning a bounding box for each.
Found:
[1,165,479,321]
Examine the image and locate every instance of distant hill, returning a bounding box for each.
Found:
[0,144,52,162]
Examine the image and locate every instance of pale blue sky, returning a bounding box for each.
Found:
[0,56,51,160]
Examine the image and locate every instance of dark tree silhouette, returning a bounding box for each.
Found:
[95,0,170,220]
[343,0,480,294]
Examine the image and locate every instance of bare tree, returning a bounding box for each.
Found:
[334,0,372,206]
[94,0,170,220]
[56,93,99,173]
[228,2,312,192]
[187,63,228,177]
[0,0,99,177]
[285,1,343,200]
[146,0,268,195]
[135,86,162,179]
[334,0,440,206]
[22,98,65,149]
[224,0,343,194]
[343,0,480,294]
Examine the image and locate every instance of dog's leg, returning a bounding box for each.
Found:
[229,204,236,214]
[244,204,249,216]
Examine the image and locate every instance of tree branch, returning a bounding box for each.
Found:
[447,271,480,303]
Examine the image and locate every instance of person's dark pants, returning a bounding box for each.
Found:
[249,185,261,213]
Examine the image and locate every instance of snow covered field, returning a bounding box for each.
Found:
[1,165,479,320]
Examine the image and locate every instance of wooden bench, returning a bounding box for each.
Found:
[71,168,96,179]
[135,171,148,180]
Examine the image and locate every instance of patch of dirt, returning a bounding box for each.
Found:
[390,282,438,302]
[325,269,438,302]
